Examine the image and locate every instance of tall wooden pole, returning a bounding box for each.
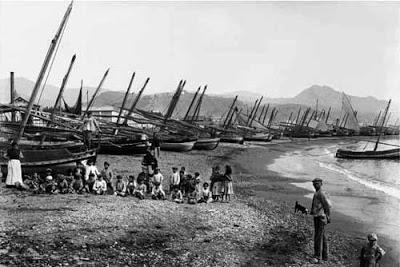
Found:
[50,54,76,122]
[325,107,331,124]
[10,72,16,122]
[295,107,301,125]
[249,96,263,127]
[184,86,201,121]
[374,110,382,126]
[192,85,207,122]
[247,99,259,126]
[17,1,73,142]
[222,96,238,127]
[258,105,265,121]
[82,68,110,119]
[123,77,150,125]
[262,104,270,124]
[116,72,135,126]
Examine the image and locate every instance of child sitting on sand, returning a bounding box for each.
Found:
[198,182,212,203]
[43,168,58,194]
[70,174,84,194]
[24,172,40,192]
[171,186,183,203]
[186,174,197,204]
[222,165,234,202]
[114,175,127,197]
[57,174,70,194]
[126,175,136,195]
[85,173,96,193]
[93,175,107,195]
[134,180,146,200]
[359,233,385,267]
[151,169,165,200]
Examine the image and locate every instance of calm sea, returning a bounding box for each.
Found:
[268,137,400,241]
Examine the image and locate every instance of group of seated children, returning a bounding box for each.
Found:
[21,159,234,204]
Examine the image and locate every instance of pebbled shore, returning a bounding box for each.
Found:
[0,141,396,266]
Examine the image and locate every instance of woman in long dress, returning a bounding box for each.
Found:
[4,141,24,188]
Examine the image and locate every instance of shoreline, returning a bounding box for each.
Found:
[0,138,398,266]
[228,139,399,266]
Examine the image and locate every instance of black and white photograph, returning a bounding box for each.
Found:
[0,1,399,266]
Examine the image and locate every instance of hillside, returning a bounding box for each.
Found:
[0,77,398,124]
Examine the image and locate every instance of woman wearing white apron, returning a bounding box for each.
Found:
[4,141,24,188]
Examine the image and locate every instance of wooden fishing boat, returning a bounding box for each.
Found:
[336,148,400,159]
[96,140,150,155]
[243,133,273,142]
[193,137,220,150]
[0,148,97,176]
[220,134,244,144]
[0,140,85,152]
[160,140,196,152]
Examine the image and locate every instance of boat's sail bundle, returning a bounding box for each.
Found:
[341,92,360,133]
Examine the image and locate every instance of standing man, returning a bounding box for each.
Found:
[151,132,160,159]
[310,178,331,264]
[81,111,101,149]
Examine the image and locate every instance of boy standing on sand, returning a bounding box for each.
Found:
[310,178,331,264]
[169,167,180,193]
[359,233,385,267]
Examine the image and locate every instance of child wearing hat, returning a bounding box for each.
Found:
[114,175,127,197]
[43,169,58,194]
[359,233,386,267]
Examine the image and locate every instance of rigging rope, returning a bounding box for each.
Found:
[36,12,70,106]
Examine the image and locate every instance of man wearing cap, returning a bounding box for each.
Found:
[81,111,101,149]
[359,233,386,267]
[310,178,331,264]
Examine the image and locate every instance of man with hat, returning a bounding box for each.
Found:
[359,233,386,267]
[310,178,331,264]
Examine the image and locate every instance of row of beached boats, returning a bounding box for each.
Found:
[0,2,398,176]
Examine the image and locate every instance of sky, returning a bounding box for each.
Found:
[0,1,400,101]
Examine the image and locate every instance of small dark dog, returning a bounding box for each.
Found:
[294,201,308,214]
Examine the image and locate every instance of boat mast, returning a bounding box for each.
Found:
[222,96,238,127]
[10,72,16,122]
[122,77,150,125]
[81,68,110,119]
[374,110,382,126]
[50,54,76,123]
[374,99,391,151]
[183,86,201,121]
[17,1,73,142]
[258,105,265,121]
[116,72,135,126]
[325,107,331,124]
[249,96,263,127]
[295,107,301,125]
[262,104,270,124]
[191,85,207,122]
[247,99,259,126]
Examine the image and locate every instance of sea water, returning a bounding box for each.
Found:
[268,137,400,242]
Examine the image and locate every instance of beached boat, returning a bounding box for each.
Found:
[220,134,244,144]
[96,140,150,155]
[243,133,273,142]
[0,148,97,176]
[336,148,400,159]
[0,140,85,152]
[160,141,196,152]
[193,137,220,150]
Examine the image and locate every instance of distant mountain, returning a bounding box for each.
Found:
[1,77,398,124]
[0,77,99,107]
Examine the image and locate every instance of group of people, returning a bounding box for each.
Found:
[3,147,234,205]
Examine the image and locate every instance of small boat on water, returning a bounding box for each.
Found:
[335,99,399,160]
[193,137,220,150]
[336,148,400,159]
[0,148,97,176]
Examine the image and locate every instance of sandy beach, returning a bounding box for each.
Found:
[0,139,399,266]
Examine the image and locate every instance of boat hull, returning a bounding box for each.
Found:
[0,148,97,176]
[243,134,273,142]
[98,141,150,155]
[160,141,195,152]
[193,138,220,150]
[220,135,244,144]
[336,148,400,159]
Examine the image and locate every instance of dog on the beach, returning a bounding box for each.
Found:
[294,201,308,214]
